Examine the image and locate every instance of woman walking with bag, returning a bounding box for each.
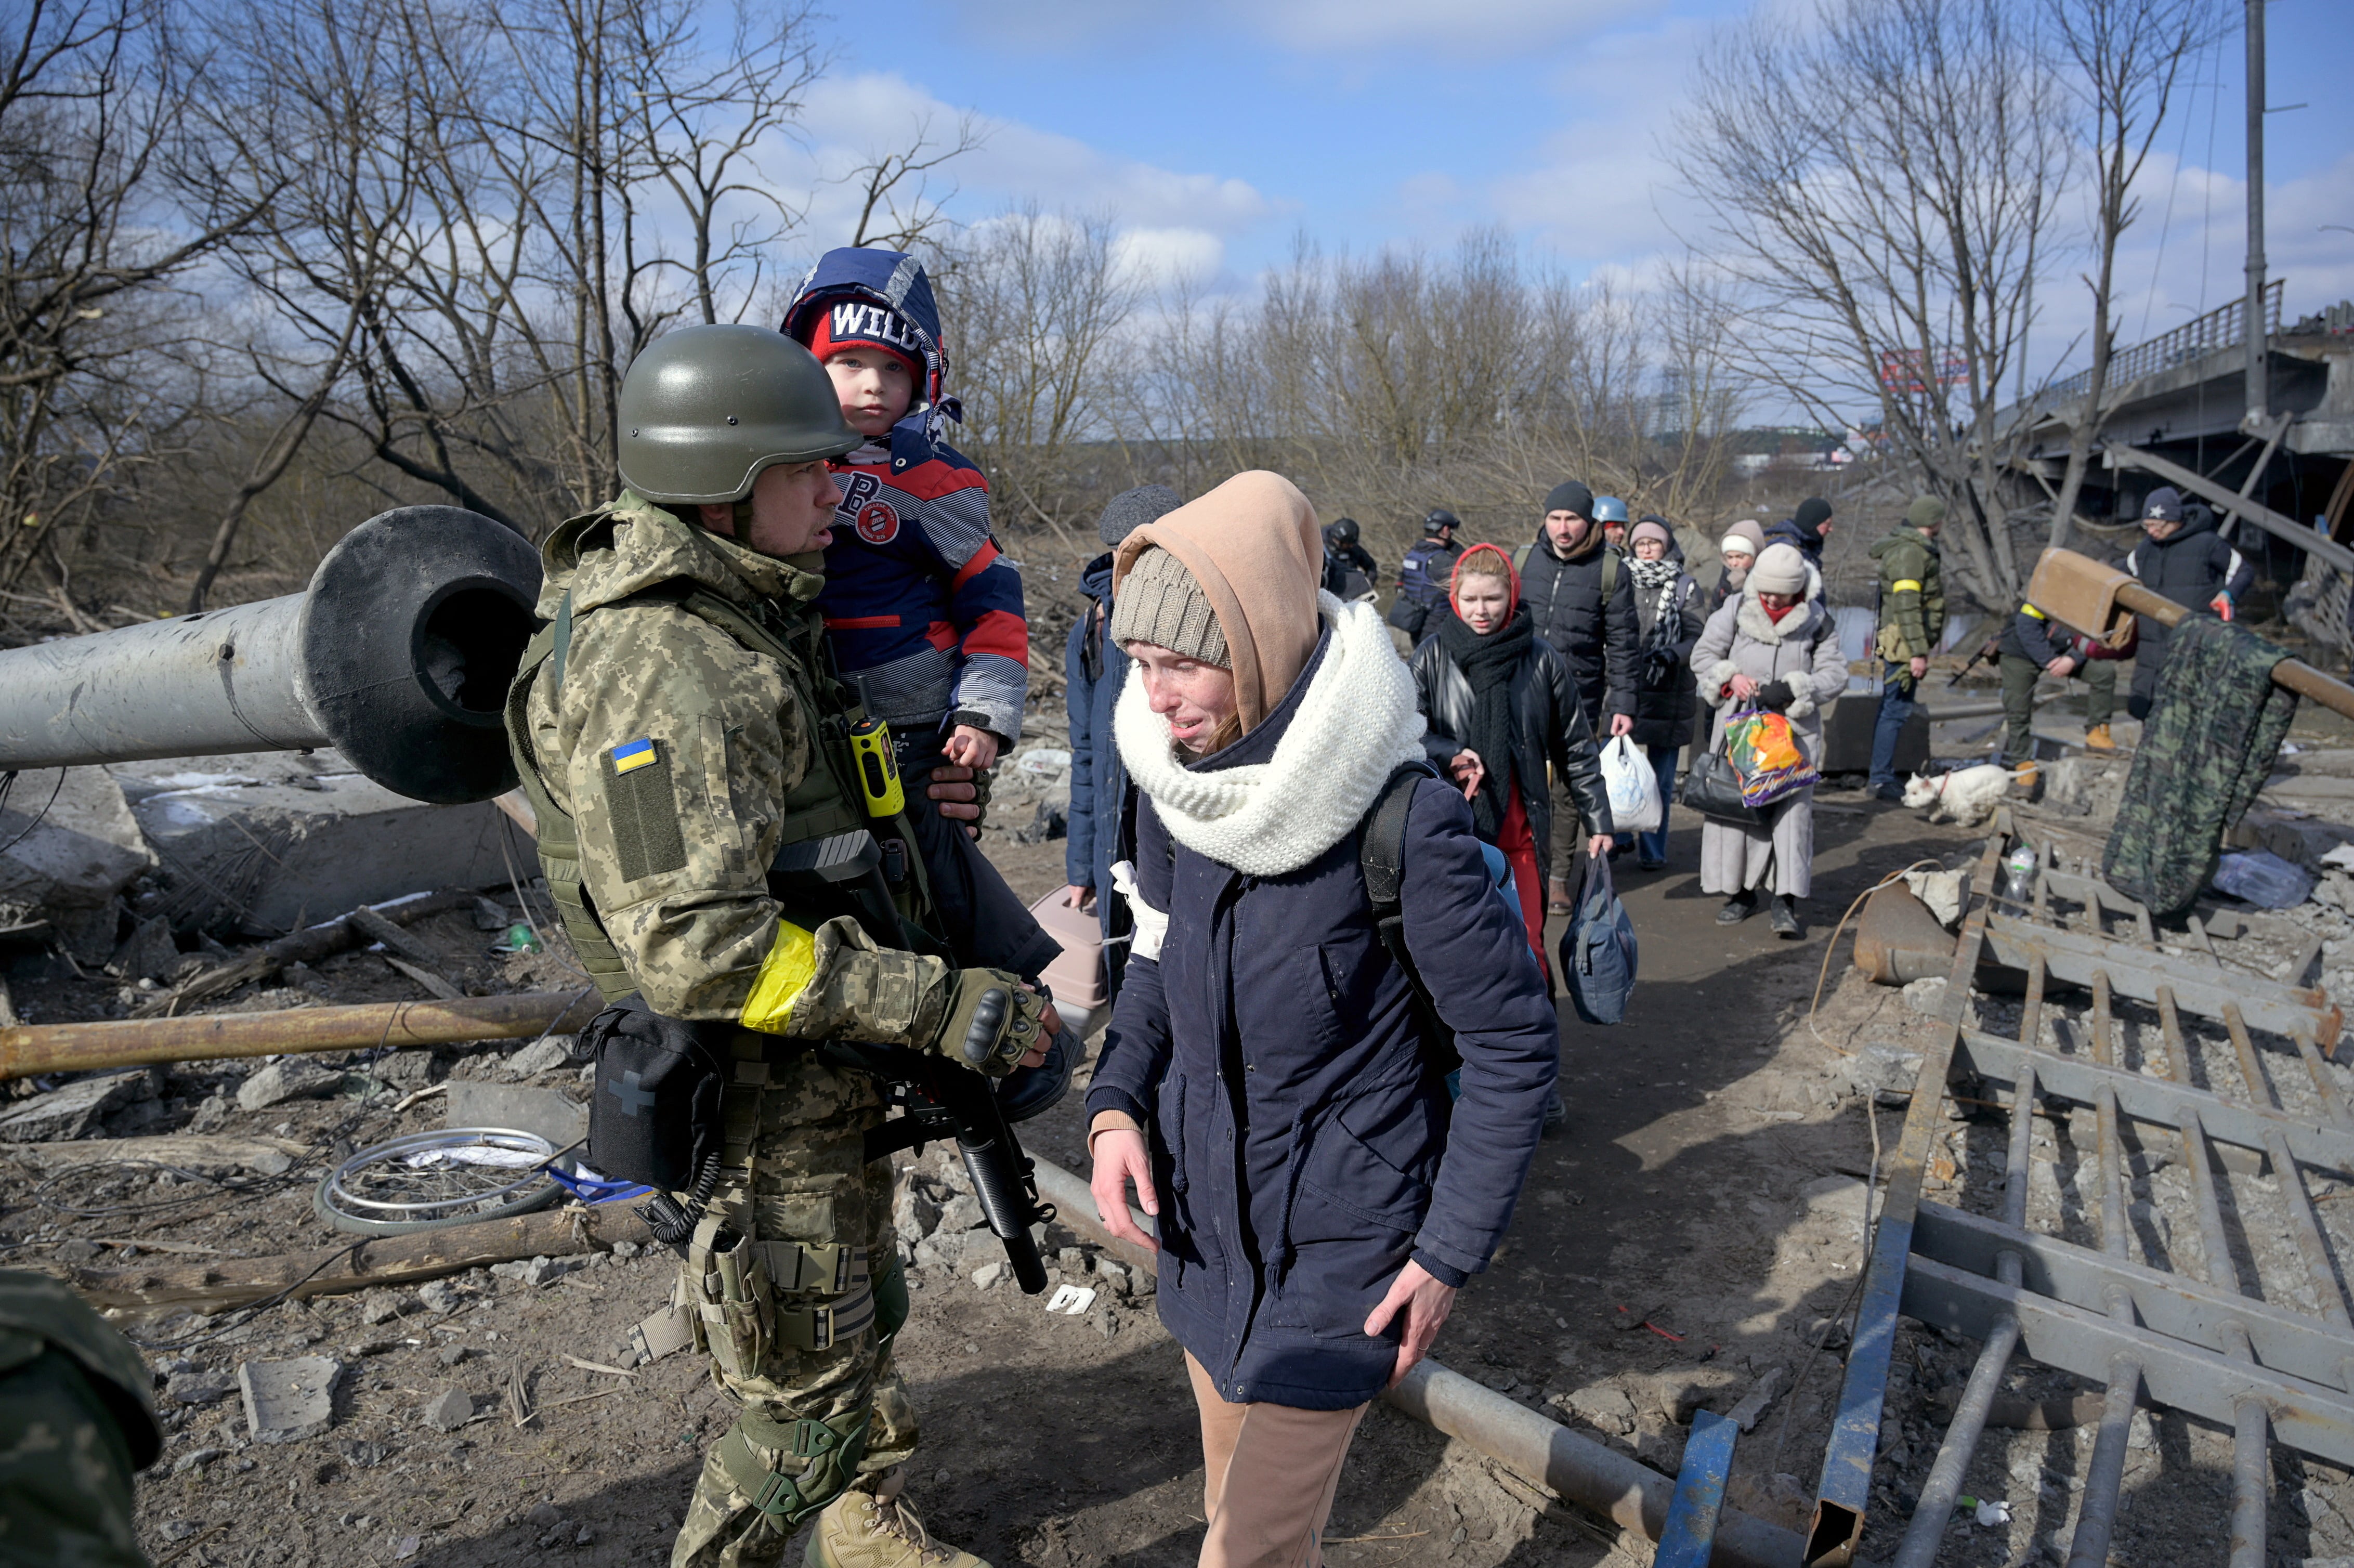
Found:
[1086,474,1559,1568]
[1407,543,1613,977]
[1615,519,1705,871]
[1689,542,1846,937]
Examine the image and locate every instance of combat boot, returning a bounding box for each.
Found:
[2083,724,2115,751]
[805,1471,988,1568]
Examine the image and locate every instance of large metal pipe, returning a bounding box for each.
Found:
[0,506,540,803]
[0,990,600,1080]
[1028,1158,1815,1568]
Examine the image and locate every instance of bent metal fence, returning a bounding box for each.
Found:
[1767,815,2354,1568]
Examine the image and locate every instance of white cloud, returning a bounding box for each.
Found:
[790,72,1275,240]
[1111,226,1227,286]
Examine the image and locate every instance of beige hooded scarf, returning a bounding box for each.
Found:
[1110,471,1323,734]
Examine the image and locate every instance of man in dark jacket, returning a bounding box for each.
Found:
[1322,517,1380,598]
[1765,495,1834,568]
[1065,486,1183,1002]
[1389,508,1464,644]
[1865,495,1946,800]
[1513,479,1637,910]
[2123,486,2253,718]
[1997,599,2120,776]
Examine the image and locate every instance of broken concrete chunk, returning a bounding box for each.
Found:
[0,1069,159,1141]
[501,1037,572,1079]
[359,1292,420,1326]
[113,915,181,982]
[422,1388,474,1431]
[164,1371,237,1405]
[415,1279,466,1315]
[442,1081,584,1149]
[1563,1382,1638,1434]
[1729,1365,1790,1432]
[971,1261,1006,1291]
[489,1255,571,1288]
[1843,1042,1925,1106]
[937,1193,984,1234]
[236,1058,343,1112]
[471,896,512,931]
[1901,975,1950,1019]
[239,1355,339,1443]
[894,1187,943,1246]
[0,765,152,922]
[187,1094,231,1134]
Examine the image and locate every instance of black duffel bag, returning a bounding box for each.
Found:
[1680,738,1763,827]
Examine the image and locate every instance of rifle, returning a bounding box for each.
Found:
[1945,636,2000,689]
[855,992,1055,1295]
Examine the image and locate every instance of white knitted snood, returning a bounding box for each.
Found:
[1114,591,1428,878]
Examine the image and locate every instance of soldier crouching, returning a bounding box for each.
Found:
[502,323,1048,1568]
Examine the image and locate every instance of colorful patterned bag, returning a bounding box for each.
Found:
[1723,705,1819,808]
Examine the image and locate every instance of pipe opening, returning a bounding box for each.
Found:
[415,584,533,718]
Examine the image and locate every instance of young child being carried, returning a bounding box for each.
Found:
[781,248,1065,1087]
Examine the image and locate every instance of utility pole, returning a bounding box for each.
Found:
[2244,0,2268,427]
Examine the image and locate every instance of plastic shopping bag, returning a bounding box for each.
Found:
[1600,736,1662,834]
[1722,706,1820,809]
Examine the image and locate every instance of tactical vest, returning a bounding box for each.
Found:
[502,567,930,1004]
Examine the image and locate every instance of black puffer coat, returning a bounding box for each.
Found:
[1627,568,1707,751]
[2122,511,2255,709]
[1409,630,1612,891]
[1515,531,1638,730]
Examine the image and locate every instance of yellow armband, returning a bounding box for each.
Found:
[739,921,819,1033]
[1891,579,1923,594]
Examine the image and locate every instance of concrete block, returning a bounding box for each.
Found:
[0,765,153,925]
[421,1387,473,1431]
[443,1081,584,1149]
[239,1355,339,1442]
[0,1068,159,1141]
[112,914,180,981]
[110,750,517,936]
[236,1057,343,1112]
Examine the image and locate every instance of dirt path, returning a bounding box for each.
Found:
[9,781,2347,1566]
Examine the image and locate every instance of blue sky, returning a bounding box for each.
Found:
[782,0,2353,365]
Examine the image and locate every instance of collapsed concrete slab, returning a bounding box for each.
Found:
[111,750,520,936]
[0,765,153,959]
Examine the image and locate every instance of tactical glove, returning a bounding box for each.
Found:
[933,968,1045,1077]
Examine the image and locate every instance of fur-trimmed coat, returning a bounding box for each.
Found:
[1690,585,1848,763]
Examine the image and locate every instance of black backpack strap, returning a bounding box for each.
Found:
[1358,762,1461,1079]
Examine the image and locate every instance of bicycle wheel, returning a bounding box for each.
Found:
[313,1127,564,1236]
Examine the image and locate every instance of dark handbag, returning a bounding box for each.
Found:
[1681,737,1763,826]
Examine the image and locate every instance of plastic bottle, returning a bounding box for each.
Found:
[2000,843,2037,910]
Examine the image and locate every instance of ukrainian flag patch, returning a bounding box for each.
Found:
[611,738,657,775]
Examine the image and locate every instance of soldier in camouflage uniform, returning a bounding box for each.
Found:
[504,324,1048,1568]
[0,1269,163,1568]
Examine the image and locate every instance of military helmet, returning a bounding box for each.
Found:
[1326,517,1360,546]
[1591,495,1631,525]
[617,324,858,505]
[1423,508,1459,535]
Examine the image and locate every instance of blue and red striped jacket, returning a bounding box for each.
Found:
[782,248,1029,743]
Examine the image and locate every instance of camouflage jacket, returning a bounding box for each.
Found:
[518,494,952,1044]
[1869,524,1945,662]
[0,1269,161,1568]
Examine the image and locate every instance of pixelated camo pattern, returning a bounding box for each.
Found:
[526,495,951,1038]
[669,1055,913,1568]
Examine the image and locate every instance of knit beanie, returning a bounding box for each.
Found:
[1107,545,1229,668]
[801,298,922,379]
[1793,496,1834,538]
[2142,486,2183,522]
[1751,542,1809,595]
[1905,494,1948,529]
[1629,519,1673,552]
[1097,485,1182,547]
[1543,481,1594,519]
[1720,519,1766,558]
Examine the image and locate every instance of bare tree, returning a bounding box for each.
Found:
[1673,0,2070,608]
[839,111,985,254]
[0,0,268,601]
[2042,0,2223,549]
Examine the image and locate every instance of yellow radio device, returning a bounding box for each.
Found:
[848,718,905,818]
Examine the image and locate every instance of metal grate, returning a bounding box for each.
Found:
[1801,816,2354,1568]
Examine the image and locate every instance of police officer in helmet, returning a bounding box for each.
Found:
[504,323,1049,1568]
[1389,508,1466,644]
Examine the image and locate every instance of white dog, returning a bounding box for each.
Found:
[1902,763,2028,826]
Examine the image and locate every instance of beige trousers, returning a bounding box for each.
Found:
[1185,1353,1368,1568]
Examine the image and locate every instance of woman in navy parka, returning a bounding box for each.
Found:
[1086,472,1559,1568]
